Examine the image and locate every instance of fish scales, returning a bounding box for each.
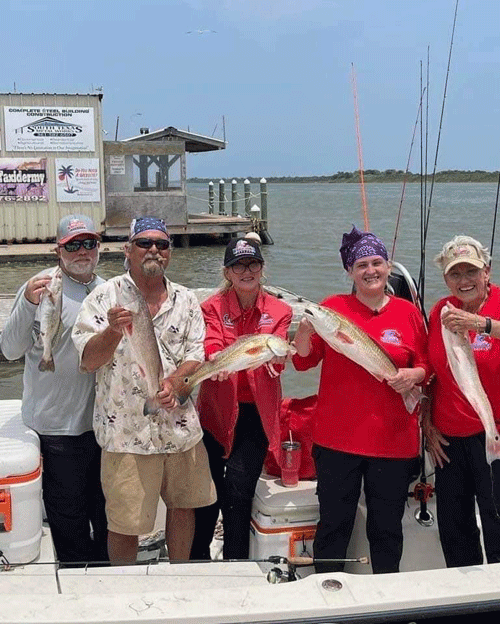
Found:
[38,268,63,372]
[116,278,164,415]
[441,303,500,465]
[175,334,294,404]
[303,303,421,413]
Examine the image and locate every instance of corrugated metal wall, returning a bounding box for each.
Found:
[0,93,106,242]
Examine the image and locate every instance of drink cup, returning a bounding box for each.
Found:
[280,441,301,487]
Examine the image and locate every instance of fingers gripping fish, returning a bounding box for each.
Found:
[303,303,422,413]
[441,303,500,466]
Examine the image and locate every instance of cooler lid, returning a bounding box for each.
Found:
[0,400,40,479]
[252,474,319,522]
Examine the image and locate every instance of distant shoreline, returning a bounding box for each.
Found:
[189,170,500,184]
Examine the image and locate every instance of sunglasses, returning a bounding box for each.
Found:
[133,238,170,251]
[60,238,98,253]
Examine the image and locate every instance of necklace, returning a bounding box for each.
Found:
[64,272,96,294]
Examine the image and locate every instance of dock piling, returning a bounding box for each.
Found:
[231,180,238,217]
[208,181,214,214]
[218,179,226,215]
[244,179,251,216]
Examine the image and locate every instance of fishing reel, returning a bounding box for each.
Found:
[266,555,297,584]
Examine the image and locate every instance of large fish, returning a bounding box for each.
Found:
[174,334,295,405]
[441,303,500,465]
[115,278,164,416]
[302,303,421,413]
[38,268,63,372]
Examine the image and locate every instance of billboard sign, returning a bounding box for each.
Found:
[0,158,48,202]
[55,158,101,202]
[4,106,95,152]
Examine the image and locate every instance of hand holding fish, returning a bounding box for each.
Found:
[107,306,134,335]
[157,378,178,410]
[264,354,288,378]
[386,367,425,394]
[207,352,234,381]
[24,275,53,305]
[292,317,316,357]
[441,302,479,334]
[422,419,450,469]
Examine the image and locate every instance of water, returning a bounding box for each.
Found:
[1,182,498,400]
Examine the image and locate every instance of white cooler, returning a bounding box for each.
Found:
[0,400,42,564]
[249,474,319,564]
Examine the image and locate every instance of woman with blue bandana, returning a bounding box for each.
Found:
[292,226,429,575]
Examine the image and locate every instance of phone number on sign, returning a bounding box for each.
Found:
[0,196,48,202]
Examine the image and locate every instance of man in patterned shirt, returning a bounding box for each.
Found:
[72,217,216,565]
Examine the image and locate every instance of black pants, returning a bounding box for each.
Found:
[39,431,108,565]
[435,432,500,568]
[313,444,417,574]
[190,403,268,560]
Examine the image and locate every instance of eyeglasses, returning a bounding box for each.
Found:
[60,238,98,253]
[133,238,170,251]
[231,261,263,274]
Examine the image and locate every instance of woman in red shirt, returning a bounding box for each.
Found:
[423,235,500,568]
[293,226,428,574]
[190,238,293,560]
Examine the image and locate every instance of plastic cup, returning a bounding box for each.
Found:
[280,441,301,487]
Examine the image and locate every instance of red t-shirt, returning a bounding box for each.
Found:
[428,284,500,437]
[292,294,429,458]
[197,288,293,458]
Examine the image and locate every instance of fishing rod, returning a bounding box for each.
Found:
[418,0,459,304]
[489,170,500,266]
[390,87,426,261]
[351,63,370,231]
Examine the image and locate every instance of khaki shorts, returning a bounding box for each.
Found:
[101,440,217,535]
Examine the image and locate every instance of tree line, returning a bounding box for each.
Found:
[188,170,499,184]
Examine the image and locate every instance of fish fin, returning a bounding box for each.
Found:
[143,398,161,416]
[401,387,423,414]
[39,357,55,372]
[485,430,500,466]
[335,330,354,344]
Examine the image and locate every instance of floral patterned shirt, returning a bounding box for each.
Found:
[72,273,205,454]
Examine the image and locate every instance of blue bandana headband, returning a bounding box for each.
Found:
[339,225,388,270]
[129,217,169,240]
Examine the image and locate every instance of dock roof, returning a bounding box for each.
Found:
[123,126,226,153]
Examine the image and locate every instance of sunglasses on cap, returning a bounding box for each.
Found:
[59,238,98,253]
[133,238,170,251]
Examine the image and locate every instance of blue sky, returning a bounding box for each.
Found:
[3,0,499,178]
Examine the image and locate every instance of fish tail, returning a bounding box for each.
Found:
[402,387,423,414]
[38,357,55,372]
[143,398,162,416]
[485,433,500,466]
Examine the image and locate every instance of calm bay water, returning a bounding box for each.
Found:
[1,182,498,400]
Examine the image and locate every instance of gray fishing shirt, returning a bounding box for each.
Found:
[0,266,104,436]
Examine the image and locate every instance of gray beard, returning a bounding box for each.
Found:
[142,259,164,277]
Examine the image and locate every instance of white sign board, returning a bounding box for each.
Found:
[109,155,126,175]
[4,106,95,152]
[55,158,101,202]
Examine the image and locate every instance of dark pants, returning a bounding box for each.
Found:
[435,432,500,568]
[40,431,108,565]
[190,403,268,560]
[313,444,417,574]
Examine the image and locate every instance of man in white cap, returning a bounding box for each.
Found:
[1,214,108,566]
